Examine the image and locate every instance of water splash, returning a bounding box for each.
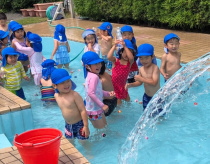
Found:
[118,53,210,164]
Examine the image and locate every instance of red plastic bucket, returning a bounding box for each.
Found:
[14,128,62,164]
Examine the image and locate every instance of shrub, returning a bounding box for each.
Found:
[74,0,210,31]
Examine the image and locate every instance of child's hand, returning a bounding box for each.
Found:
[109,91,115,97]
[125,83,131,90]
[82,126,90,138]
[102,105,109,113]
[120,40,125,47]
[24,76,30,81]
[114,39,120,45]
[164,74,169,80]
[87,43,92,50]
[134,74,143,82]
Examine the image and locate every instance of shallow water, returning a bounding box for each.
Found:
[119,54,210,164]
[20,38,210,164]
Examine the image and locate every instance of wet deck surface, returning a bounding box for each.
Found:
[0,136,90,164]
[24,18,210,63]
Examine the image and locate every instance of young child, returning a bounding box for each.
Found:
[126,43,160,111]
[82,29,100,55]
[0,12,8,31]
[40,59,57,103]
[121,25,139,83]
[13,31,45,86]
[82,51,115,129]
[0,47,29,99]
[99,61,117,116]
[50,24,70,70]
[108,39,134,105]
[97,22,113,69]
[10,22,29,73]
[160,33,181,81]
[0,30,9,61]
[51,68,90,140]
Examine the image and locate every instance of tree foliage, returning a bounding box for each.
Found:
[74,0,210,31]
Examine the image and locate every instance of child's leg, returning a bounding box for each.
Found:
[90,113,107,129]
[117,99,122,106]
[33,73,42,86]
[57,64,63,68]
[64,63,70,70]
[125,94,130,102]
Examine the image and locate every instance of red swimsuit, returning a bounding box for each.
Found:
[112,59,130,99]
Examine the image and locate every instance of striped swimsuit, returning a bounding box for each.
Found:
[40,85,56,102]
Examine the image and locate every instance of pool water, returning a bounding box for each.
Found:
[22,37,163,164]
[9,37,209,164]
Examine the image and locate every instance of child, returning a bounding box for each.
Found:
[108,39,134,105]
[0,12,8,31]
[0,30,9,60]
[121,25,158,68]
[13,31,45,86]
[126,43,160,111]
[160,33,181,81]
[82,51,115,129]
[82,29,100,55]
[50,24,70,70]
[121,25,139,83]
[51,68,90,140]
[40,59,57,102]
[0,47,29,99]
[99,61,117,116]
[10,22,29,73]
[97,22,113,69]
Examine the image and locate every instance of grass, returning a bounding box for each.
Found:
[16,12,71,25]
[16,17,48,25]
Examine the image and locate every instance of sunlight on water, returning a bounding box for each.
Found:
[118,53,210,164]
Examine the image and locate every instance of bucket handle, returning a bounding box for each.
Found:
[14,135,61,147]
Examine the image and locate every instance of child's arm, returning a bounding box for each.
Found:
[125,81,142,90]
[50,39,59,59]
[87,74,107,108]
[121,40,134,66]
[125,69,143,89]
[11,39,16,49]
[13,41,33,56]
[136,66,160,86]
[107,42,117,63]
[19,62,30,81]
[66,41,70,53]
[160,53,169,79]
[74,92,90,138]
[98,33,112,42]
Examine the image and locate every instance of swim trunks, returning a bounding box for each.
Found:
[65,120,89,140]
[88,112,103,121]
[103,97,117,116]
[143,93,163,117]
[10,88,26,100]
[143,93,152,110]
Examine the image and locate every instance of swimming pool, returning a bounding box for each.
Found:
[23,37,160,164]
[2,37,209,164]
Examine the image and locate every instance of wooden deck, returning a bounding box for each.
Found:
[0,86,31,114]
